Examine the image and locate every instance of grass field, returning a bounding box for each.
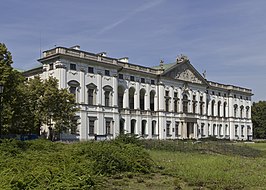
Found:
[0,138,266,190]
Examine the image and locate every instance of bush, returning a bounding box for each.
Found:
[74,141,153,175]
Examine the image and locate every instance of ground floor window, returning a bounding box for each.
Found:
[89,119,95,136]
[166,122,171,136]
[106,120,112,135]
[152,121,156,136]
[175,122,179,137]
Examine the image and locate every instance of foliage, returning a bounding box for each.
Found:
[252,101,266,139]
[0,43,25,134]
[0,139,154,189]
[140,139,261,157]
[114,133,141,145]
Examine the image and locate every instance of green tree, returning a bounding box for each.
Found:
[1,43,79,137]
[0,43,25,135]
[252,101,266,139]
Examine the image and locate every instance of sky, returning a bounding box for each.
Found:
[1,0,266,101]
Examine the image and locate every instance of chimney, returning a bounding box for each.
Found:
[97,52,107,57]
[70,45,80,50]
[119,57,129,63]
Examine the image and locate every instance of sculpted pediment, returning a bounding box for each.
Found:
[165,63,203,84]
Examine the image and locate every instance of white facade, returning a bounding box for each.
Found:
[25,46,253,141]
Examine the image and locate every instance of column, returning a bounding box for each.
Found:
[145,85,150,110]
[135,82,140,109]
[124,88,129,109]
[96,74,102,106]
[158,84,165,111]
[79,111,88,140]
[113,76,118,107]
[79,69,85,104]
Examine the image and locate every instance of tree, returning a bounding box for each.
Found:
[252,101,266,139]
[0,43,25,135]
[1,43,79,138]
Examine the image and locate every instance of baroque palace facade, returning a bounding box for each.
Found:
[24,46,253,141]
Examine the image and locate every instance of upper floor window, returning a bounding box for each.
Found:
[141,78,145,83]
[49,63,53,70]
[183,94,189,113]
[212,91,215,95]
[119,74,123,79]
[105,70,110,76]
[151,79,155,85]
[88,67,94,73]
[234,94,236,98]
[130,76,135,81]
[234,104,238,117]
[70,63,76,70]
[87,83,97,105]
[103,85,113,107]
[165,91,169,97]
[68,80,80,102]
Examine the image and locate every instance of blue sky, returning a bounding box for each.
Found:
[1,0,265,101]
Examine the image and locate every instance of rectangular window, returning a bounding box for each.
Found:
[88,67,94,73]
[141,78,145,83]
[174,100,178,112]
[201,123,205,136]
[89,120,95,136]
[175,122,179,137]
[174,92,178,98]
[105,70,110,76]
[70,63,76,70]
[212,91,215,95]
[165,91,169,97]
[241,125,244,137]
[166,122,171,136]
[119,74,123,79]
[224,93,227,97]
[88,89,94,105]
[151,80,155,85]
[130,76,135,81]
[235,125,238,137]
[104,91,110,107]
[165,99,169,112]
[106,120,112,135]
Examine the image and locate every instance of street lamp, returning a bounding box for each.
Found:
[0,83,4,138]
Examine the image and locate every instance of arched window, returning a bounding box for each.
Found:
[150,90,155,111]
[152,120,157,136]
[68,80,80,102]
[223,102,227,117]
[118,86,125,109]
[240,105,244,118]
[246,106,250,118]
[211,100,215,116]
[86,83,97,105]
[141,120,147,136]
[234,104,238,118]
[183,94,189,113]
[119,118,125,134]
[103,85,113,107]
[129,87,135,109]
[131,119,136,134]
[217,101,221,117]
[140,89,146,110]
[225,124,229,136]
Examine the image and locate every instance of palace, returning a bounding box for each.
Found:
[24,45,253,141]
